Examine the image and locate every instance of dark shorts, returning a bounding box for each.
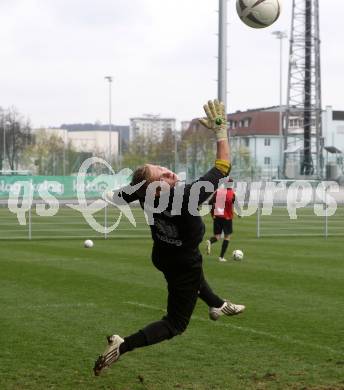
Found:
[213,218,233,235]
[151,246,223,336]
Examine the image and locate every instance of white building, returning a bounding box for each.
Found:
[130,114,176,142]
[45,128,118,158]
[322,106,344,179]
[323,106,344,152]
[68,130,118,157]
[228,107,281,179]
[227,105,344,179]
[181,121,191,132]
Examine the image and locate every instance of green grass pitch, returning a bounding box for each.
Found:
[0,208,344,389]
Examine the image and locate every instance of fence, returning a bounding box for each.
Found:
[0,199,151,240]
[1,175,344,240]
[2,199,344,240]
[253,182,344,238]
[0,173,148,240]
[256,203,344,238]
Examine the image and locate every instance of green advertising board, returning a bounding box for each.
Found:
[0,174,131,199]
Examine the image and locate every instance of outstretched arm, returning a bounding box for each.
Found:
[193,100,231,205]
[216,139,229,164]
[199,99,230,165]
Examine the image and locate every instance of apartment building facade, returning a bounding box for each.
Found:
[130,114,176,142]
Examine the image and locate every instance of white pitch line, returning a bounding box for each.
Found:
[124,301,343,356]
[17,302,97,309]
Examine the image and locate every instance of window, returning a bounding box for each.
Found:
[289,118,299,127]
[244,138,250,147]
[264,138,271,146]
[264,157,271,165]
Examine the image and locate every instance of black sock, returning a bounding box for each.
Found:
[119,330,146,355]
[210,236,217,244]
[220,240,229,258]
[119,319,173,355]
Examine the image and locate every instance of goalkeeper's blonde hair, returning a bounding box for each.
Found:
[130,164,152,197]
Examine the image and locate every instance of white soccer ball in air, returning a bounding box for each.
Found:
[84,239,94,248]
[233,249,244,261]
[236,0,281,29]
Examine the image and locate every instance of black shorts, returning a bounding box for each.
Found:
[213,218,233,235]
[151,246,223,336]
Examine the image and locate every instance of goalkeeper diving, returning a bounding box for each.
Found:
[94,99,245,376]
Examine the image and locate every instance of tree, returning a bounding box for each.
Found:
[0,107,33,171]
[230,144,261,180]
[122,134,156,169]
[155,128,176,170]
[181,121,216,181]
[122,130,181,172]
[22,129,81,175]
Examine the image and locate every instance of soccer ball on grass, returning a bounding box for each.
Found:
[84,239,94,248]
[233,249,244,261]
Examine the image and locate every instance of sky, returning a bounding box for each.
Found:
[0,0,343,128]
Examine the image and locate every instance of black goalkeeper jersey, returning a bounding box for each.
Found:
[116,167,226,255]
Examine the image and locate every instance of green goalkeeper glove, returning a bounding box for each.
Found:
[198,99,228,141]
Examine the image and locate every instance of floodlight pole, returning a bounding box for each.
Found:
[174,126,178,173]
[218,0,228,114]
[105,76,113,165]
[3,120,10,171]
[118,127,122,170]
[272,30,287,178]
[2,124,5,170]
